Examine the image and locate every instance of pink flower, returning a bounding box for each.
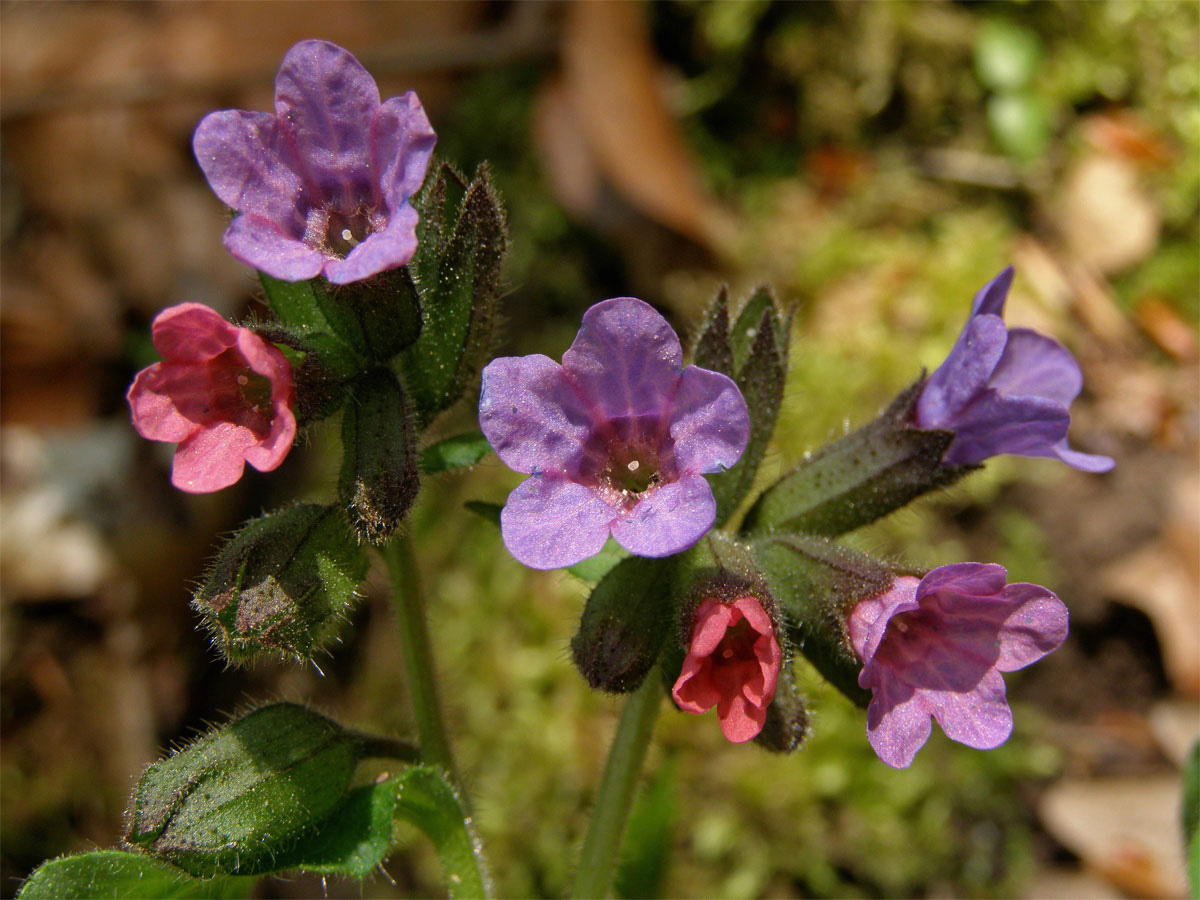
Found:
[848,563,1068,768]
[672,595,782,743]
[127,304,297,493]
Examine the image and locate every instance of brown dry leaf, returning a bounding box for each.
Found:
[1050,153,1161,276]
[560,0,737,255]
[1134,296,1199,363]
[1101,469,1200,697]
[1039,776,1190,898]
[533,75,605,221]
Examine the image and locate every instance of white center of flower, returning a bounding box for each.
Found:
[627,460,640,472]
[236,374,249,387]
[341,228,356,246]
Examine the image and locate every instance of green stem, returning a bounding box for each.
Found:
[570,672,662,900]
[378,531,461,792]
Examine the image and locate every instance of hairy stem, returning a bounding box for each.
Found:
[570,672,662,899]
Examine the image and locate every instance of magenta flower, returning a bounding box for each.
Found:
[848,562,1068,768]
[127,303,296,493]
[672,595,782,743]
[193,40,436,284]
[914,267,1113,472]
[479,297,750,569]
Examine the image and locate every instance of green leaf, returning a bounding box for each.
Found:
[126,703,367,877]
[421,432,494,474]
[402,163,509,427]
[464,500,502,526]
[340,369,420,544]
[729,286,780,373]
[193,504,369,664]
[691,286,733,377]
[741,379,969,537]
[987,91,1053,161]
[271,766,489,898]
[751,533,893,707]
[571,555,676,693]
[324,269,424,361]
[709,304,787,526]
[17,851,253,900]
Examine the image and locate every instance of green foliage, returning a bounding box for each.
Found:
[339,369,420,544]
[420,431,494,474]
[402,162,509,428]
[615,761,677,900]
[742,381,968,537]
[192,504,369,664]
[270,767,489,898]
[1184,741,1199,899]
[17,852,253,900]
[125,703,365,877]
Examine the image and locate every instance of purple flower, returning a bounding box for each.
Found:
[848,562,1068,769]
[914,267,1114,472]
[193,40,436,284]
[479,297,750,570]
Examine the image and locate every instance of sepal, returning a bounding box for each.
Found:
[193,503,369,664]
[750,532,894,707]
[401,162,508,427]
[742,378,972,537]
[571,555,676,693]
[752,666,810,753]
[339,369,420,544]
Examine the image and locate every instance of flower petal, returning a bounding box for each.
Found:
[866,682,930,769]
[717,692,767,743]
[994,582,1068,672]
[669,365,750,475]
[171,421,259,493]
[480,355,594,476]
[610,474,715,558]
[222,215,327,282]
[322,204,419,284]
[500,475,615,570]
[672,656,721,714]
[561,297,683,420]
[939,391,1070,466]
[928,669,1013,750]
[1049,441,1115,473]
[127,365,200,443]
[273,40,380,209]
[991,328,1083,405]
[151,303,239,362]
[193,109,307,234]
[917,314,1010,429]
[372,92,437,210]
[970,266,1014,317]
[849,576,921,665]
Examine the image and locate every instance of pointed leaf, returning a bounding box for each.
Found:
[126,704,367,877]
[691,286,733,376]
[567,538,629,583]
[402,164,509,427]
[729,286,776,372]
[17,852,252,900]
[270,766,489,898]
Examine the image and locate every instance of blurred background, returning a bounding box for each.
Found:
[1,2,1197,897]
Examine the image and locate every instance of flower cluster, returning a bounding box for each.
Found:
[193,40,436,285]
[479,297,749,570]
[127,304,296,493]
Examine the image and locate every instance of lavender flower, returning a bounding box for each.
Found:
[848,563,1068,769]
[914,267,1114,471]
[193,40,436,284]
[479,297,750,570]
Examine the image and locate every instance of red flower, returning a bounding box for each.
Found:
[127,304,296,493]
[672,595,781,743]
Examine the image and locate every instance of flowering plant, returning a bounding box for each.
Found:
[20,37,1120,900]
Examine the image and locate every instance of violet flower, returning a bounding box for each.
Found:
[672,595,782,743]
[848,562,1068,769]
[914,267,1114,471]
[127,303,296,493]
[193,40,436,284]
[479,297,750,570]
